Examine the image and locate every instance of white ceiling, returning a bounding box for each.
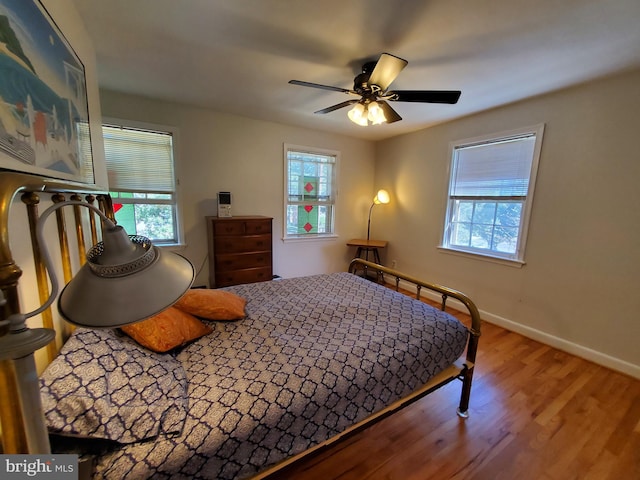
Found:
[71,0,640,141]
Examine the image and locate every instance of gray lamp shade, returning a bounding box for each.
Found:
[58,226,194,328]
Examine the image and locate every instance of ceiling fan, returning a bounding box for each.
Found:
[289,53,461,126]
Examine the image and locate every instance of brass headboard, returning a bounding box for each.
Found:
[0,171,113,453]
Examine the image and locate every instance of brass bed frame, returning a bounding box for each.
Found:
[0,171,481,479]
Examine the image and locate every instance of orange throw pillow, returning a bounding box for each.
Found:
[174,289,246,321]
[121,307,213,353]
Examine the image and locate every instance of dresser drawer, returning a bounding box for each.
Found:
[244,219,271,235]
[215,252,272,271]
[214,234,271,254]
[215,266,273,287]
[213,219,272,236]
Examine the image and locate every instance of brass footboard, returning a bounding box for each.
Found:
[348,258,481,416]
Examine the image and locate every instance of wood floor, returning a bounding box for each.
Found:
[267,297,640,480]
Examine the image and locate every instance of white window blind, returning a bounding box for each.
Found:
[451,135,536,198]
[103,125,175,193]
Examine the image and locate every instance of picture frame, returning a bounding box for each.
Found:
[0,0,95,185]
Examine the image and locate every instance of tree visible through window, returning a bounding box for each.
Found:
[284,145,338,239]
[442,125,544,262]
[103,122,181,245]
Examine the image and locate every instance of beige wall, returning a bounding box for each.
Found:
[99,91,376,285]
[375,69,640,376]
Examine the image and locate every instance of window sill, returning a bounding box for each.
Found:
[282,234,338,243]
[437,246,525,268]
[156,242,186,249]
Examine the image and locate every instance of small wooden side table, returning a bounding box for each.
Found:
[347,239,388,283]
[346,238,388,264]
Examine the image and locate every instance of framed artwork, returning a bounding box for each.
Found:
[0,0,94,184]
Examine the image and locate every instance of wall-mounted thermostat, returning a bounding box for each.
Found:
[217,191,232,217]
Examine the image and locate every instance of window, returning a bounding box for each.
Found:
[441,125,544,263]
[284,144,338,240]
[102,120,182,245]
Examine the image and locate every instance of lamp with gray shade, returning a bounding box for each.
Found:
[0,200,194,453]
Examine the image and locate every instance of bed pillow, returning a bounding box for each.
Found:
[40,328,188,444]
[174,288,246,320]
[120,306,213,353]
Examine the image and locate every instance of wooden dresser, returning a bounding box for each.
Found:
[206,216,273,287]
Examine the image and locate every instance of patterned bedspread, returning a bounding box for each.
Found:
[51,272,468,479]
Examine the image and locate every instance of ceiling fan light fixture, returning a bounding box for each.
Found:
[367,101,386,125]
[348,103,368,126]
[290,53,461,126]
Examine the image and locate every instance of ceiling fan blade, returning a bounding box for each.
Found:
[392,90,462,104]
[368,53,408,91]
[289,79,354,94]
[314,100,358,114]
[378,101,402,123]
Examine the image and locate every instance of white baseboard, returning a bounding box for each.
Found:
[395,278,640,380]
[481,310,640,380]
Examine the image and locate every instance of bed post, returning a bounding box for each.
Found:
[0,174,33,452]
[457,325,480,417]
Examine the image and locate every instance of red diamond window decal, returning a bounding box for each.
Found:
[304,205,313,213]
[303,222,313,232]
[304,182,314,193]
[113,203,123,213]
